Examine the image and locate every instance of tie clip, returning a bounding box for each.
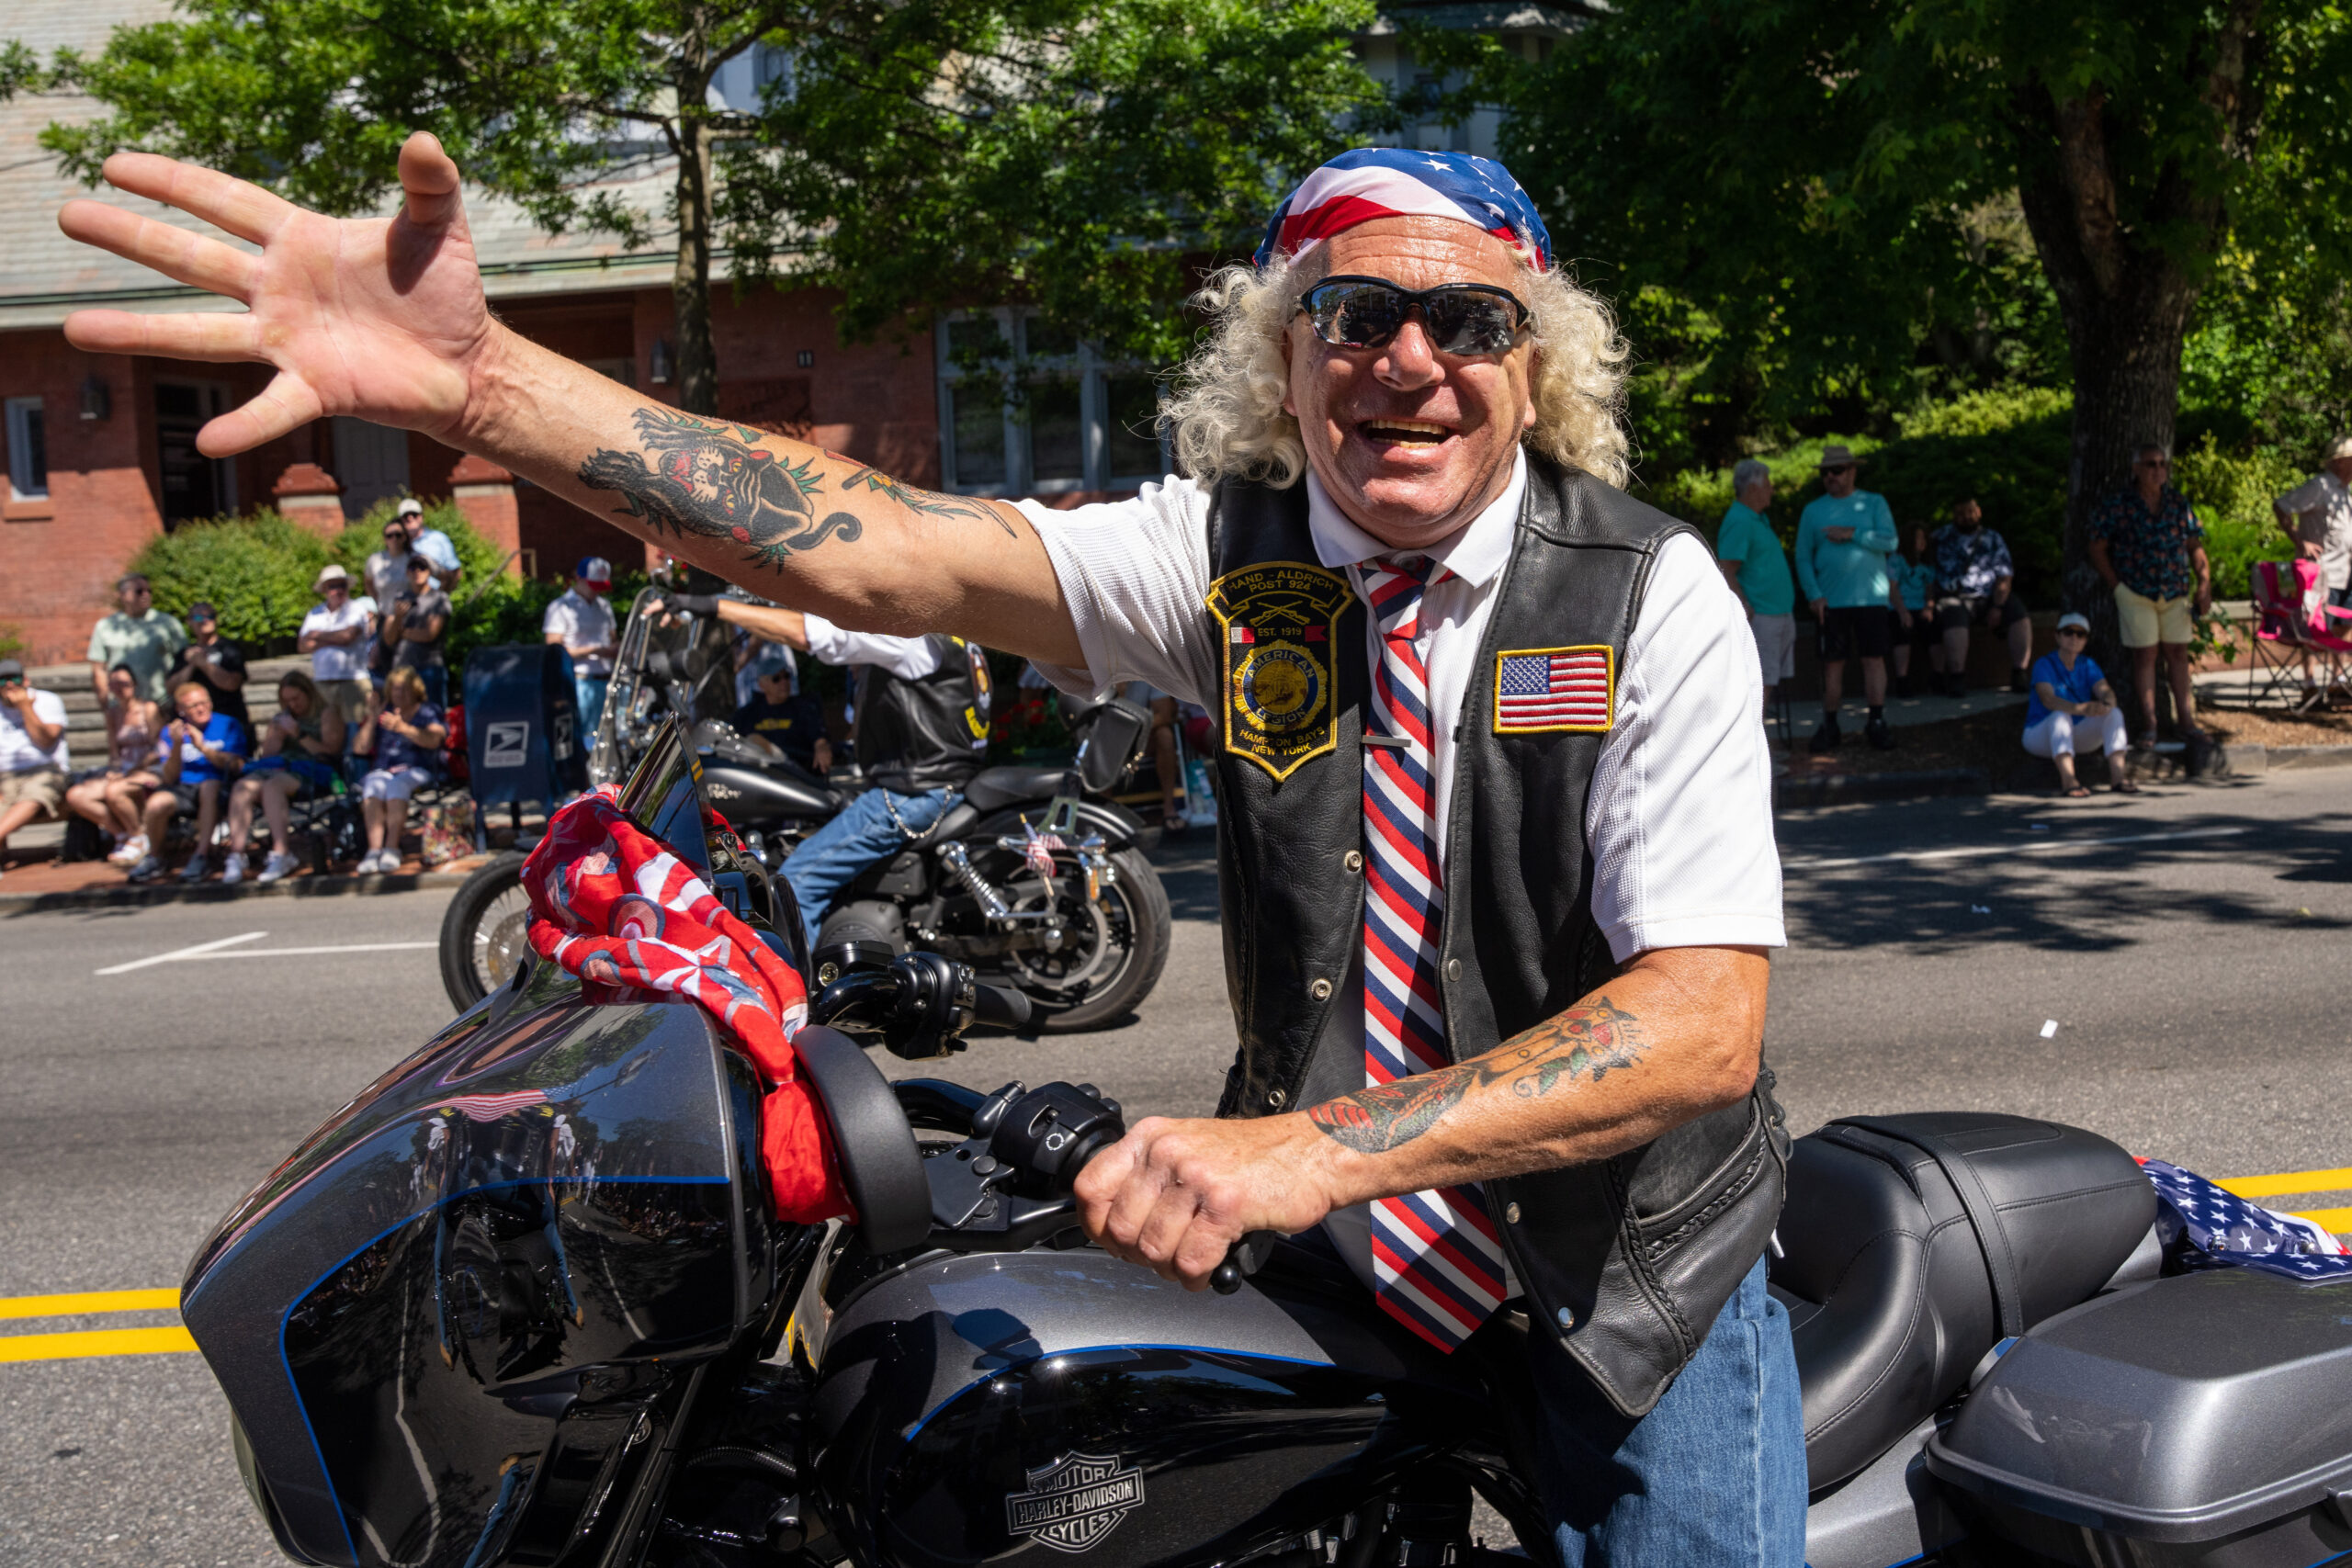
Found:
[1363,734,1408,750]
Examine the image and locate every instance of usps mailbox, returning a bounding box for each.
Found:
[462,643,587,814]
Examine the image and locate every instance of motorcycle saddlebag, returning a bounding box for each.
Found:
[1927,1268,2352,1567]
[180,986,777,1568]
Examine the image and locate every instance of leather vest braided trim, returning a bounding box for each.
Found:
[1205,455,1789,1418]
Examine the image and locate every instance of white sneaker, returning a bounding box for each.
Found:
[361,849,390,874]
[108,833,149,867]
[179,852,209,883]
[220,852,246,886]
[257,851,300,884]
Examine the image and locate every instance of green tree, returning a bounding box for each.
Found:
[32,0,1384,415]
[1481,0,2352,608]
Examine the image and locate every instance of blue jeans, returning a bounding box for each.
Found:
[1532,1258,1805,1567]
[779,785,955,945]
[574,674,609,737]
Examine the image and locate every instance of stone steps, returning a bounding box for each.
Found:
[29,656,305,747]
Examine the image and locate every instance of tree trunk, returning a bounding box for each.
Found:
[673,111,720,417]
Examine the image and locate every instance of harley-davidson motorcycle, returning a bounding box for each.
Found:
[440,589,1171,1032]
[200,720,2352,1568]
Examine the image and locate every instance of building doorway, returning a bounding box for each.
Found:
[154,382,236,526]
[332,417,413,516]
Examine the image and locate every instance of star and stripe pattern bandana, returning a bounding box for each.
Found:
[1354,554,1510,1351]
[1257,148,1553,270]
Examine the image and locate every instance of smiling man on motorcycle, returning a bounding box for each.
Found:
[59,140,1796,1564]
[651,593,991,946]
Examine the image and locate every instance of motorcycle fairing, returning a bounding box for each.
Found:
[181,997,777,1568]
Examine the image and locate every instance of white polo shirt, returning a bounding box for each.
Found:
[1018,451,1784,964]
[802,615,943,681]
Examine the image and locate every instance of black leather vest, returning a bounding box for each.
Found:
[1207,456,1789,1418]
[852,636,990,794]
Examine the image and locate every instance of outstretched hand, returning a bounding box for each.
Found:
[58,134,499,458]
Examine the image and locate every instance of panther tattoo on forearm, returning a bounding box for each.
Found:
[576,409,1013,570]
[1306,996,1645,1155]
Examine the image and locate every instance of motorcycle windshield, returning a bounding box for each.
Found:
[616,716,710,874]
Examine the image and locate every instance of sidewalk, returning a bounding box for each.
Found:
[1769,683,2026,750]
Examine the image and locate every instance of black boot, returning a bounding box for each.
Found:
[1809,714,1842,754]
[2008,667,2031,694]
[1894,674,1913,699]
[1866,712,1895,750]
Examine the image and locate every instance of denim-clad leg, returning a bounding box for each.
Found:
[780,785,954,944]
[1532,1258,1806,1568]
[573,674,609,737]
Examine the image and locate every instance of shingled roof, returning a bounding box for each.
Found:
[1,0,680,331]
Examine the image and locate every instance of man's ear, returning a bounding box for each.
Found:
[1280,323,1299,421]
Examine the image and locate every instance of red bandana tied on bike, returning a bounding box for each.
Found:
[522,784,850,1225]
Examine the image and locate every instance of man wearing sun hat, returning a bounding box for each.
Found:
[1794,443,1899,752]
[543,555,619,734]
[63,137,1801,1562]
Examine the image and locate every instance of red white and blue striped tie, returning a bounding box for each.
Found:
[1356,554,1509,1352]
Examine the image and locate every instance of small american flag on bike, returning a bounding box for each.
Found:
[1022,819,1066,880]
[1493,646,1614,734]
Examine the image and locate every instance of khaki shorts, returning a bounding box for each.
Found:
[1747,612,1798,682]
[316,678,371,728]
[0,765,65,819]
[2114,582,2194,648]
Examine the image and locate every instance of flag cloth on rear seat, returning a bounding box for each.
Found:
[2141,1158,2352,1282]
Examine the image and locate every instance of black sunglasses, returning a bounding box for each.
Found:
[1298,276,1532,356]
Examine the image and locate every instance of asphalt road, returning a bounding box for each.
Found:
[4,769,2349,1565]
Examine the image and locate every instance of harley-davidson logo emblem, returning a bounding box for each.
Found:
[1004,1451,1145,1553]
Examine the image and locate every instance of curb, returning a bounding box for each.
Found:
[0,868,479,914]
[2226,742,2352,775]
[1774,768,1989,809]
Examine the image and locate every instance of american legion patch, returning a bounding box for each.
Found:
[1493,646,1615,734]
[1205,561,1353,780]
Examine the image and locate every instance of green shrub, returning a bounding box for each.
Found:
[129,512,336,649]
[0,624,22,661]
[2173,435,2304,600]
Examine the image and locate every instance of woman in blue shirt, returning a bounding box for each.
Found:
[2023,612,2135,797]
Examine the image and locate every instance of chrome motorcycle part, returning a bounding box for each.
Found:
[940,839,1014,920]
[436,849,529,1010]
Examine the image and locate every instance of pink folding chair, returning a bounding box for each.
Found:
[2247,558,2352,712]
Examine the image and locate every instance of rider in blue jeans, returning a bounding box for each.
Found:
[654,594,991,945]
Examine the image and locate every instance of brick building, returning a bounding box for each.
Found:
[1,0,1579,665]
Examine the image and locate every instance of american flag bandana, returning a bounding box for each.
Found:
[1257,148,1552,270]
[522,785,849,1225]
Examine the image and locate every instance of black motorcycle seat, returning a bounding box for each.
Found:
[1770,1111,2154,1493]
[964,765,1069,812]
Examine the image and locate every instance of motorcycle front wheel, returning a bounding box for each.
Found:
[1000,845,1170,1032]
[437,851,531,1011]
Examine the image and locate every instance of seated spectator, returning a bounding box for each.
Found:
[352,666,447,875]
[221,671,347,886]
[1889,525,1938,698]
[0,660,72,883]
[379,553,452,705]
[85,572,186,705]
[128,681,249,882]
[64,661,166,866]
[164,600,249,728]
[299,565,375,728]
[363,519,414,608]
[733,655,831,772]
[2023,612,2134,798]
[1931,498,2032,695]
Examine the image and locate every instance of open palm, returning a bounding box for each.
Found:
[59,134,495,457]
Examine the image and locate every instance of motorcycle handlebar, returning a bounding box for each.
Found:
[974,983,1032,1029]
[1211,1231,1282,1294]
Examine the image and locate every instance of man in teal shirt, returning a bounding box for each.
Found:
[1716,459,1796,717]
[1794,445,1898,752]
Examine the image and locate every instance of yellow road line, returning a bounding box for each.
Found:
[0,1326,197,1363]
[2218,1168,2352,1200]
[0,1289,181,1320]
[2291,1205,2352,1233]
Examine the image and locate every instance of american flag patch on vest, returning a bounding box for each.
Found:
[1493,646,1614,734]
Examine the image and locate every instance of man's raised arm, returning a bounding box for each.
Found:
[57,134,1081,668]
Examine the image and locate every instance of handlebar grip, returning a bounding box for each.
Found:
[1210,1231,1281,1295]
[974,984,1032,1029]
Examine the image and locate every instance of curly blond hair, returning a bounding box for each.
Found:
[1164,250,1631,491]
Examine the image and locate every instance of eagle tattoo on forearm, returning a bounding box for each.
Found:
[1306,996,1645,1155]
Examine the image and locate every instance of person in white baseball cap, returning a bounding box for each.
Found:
[544,555,618,733]
[2021,611,2133,797]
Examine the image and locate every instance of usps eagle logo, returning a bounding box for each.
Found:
[1004,1452,1146,1553]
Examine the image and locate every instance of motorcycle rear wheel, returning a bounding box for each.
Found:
[438,851,531,1011]
[1003,845,1170,1032]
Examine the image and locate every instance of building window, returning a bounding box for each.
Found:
[5,397,47,500]
[936,310,1169,495]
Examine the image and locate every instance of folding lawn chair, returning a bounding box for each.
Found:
[2246,558,2352,713]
